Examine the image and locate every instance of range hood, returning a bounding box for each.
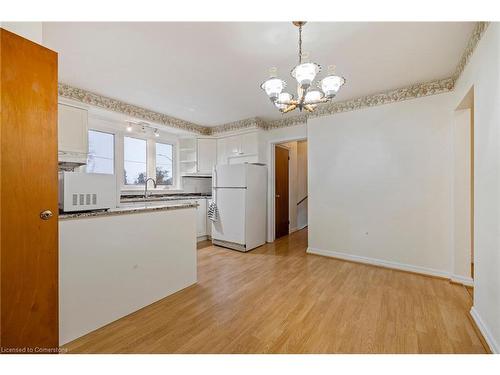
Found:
[58,150,87,170]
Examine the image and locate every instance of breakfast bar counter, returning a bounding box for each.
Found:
[58,203,197,345]
[59,202,198,220]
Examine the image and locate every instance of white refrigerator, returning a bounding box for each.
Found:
[211,163,267,252]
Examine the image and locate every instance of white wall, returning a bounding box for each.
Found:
[0,22,43,44]
[452,23,500,353]
[308,93,454,277]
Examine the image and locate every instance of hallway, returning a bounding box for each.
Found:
[64,229,487,353]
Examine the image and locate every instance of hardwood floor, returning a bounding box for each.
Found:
[63,229,487,353]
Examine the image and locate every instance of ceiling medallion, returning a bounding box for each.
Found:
[260,21,346,114]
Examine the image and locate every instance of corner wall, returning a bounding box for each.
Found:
[452,22,500,353]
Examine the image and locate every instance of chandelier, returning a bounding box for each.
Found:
[260,22,346,114]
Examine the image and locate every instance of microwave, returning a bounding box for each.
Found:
[59,172,117,212]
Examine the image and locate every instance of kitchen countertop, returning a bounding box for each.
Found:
[59,202,198,220]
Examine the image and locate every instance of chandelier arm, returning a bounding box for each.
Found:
[275,100,294,105]
[282,104,297,113]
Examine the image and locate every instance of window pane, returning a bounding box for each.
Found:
[156,142,173,185]
[124,137,147,185]
[87,130,114,174]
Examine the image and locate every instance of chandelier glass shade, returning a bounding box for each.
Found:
[260,77,287,100]
[260,22,345,114]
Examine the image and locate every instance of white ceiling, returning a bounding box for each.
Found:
[43,22,475,127]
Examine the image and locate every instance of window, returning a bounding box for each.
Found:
[124,136,147,185]
[87,130,114,174]
[156,142,174,185]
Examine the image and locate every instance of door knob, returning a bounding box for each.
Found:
[40,210,53,220]
[275,194,280,198]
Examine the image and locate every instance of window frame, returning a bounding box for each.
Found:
[86,120,179,193]
[154,141,175,187]
[121,135,178,192]
[86,129,116,175]
[123,135,148,186]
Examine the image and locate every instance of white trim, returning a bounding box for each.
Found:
[289,227,298,234]
[450,274,474,286]
[470,307,499,353]
[306,247,450,279]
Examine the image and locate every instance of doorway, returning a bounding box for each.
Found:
[273,140,308,240]
[275,145,289,239]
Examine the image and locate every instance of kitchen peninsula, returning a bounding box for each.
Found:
[59,202,198,344]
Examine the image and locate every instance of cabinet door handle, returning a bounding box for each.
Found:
[40,210,53,220]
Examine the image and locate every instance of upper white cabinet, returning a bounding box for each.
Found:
[216,137,228,165]
[240,132,258,155]
[197,138,217,174]
[217,131,259,165]
[226,135,242,156]
[58,103,88,164]
[179,137,217,176]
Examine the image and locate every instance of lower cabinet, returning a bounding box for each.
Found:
[195,199,207,238]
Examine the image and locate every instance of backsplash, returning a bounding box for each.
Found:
[182,177,211,194]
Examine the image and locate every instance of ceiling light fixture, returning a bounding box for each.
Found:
[126,121,161,138]
[260,22,346,114]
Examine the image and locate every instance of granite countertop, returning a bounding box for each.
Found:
[59,202,198,220]
[120,193,212,203]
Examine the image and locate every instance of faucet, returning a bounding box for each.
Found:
[144,178,157,199]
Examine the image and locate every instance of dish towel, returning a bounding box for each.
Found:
[207,201,219,222]
[208,165,219,222]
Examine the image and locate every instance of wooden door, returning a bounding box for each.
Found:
[275,146,289,239]
[0,29,59,351]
